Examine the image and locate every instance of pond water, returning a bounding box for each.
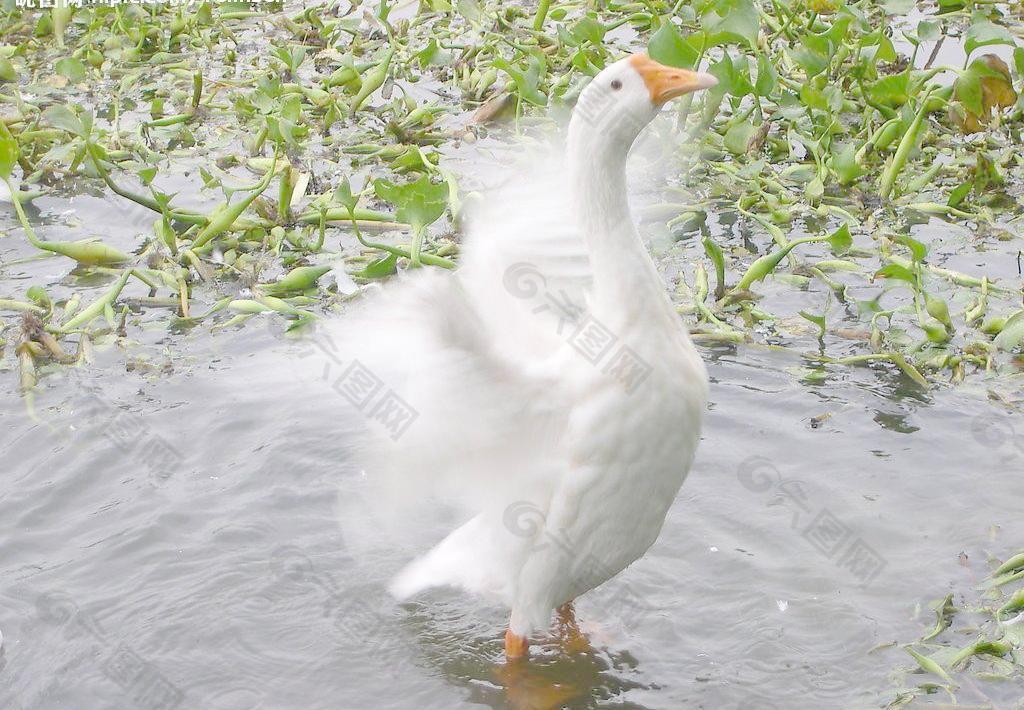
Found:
[1,289,1022,708]
[2,8,1024,707]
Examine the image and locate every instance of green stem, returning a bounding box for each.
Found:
[60,270,132,330]
[347,207,454,269]
[532,0,552,31]
[879,88,934,200]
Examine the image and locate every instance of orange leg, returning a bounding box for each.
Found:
[555,601,591,654]
[505,627,529,661]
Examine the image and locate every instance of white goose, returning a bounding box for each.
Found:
[332,53,715,660]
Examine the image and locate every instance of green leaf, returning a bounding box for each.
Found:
[709,52,753,97]
[457,0,483,25]
[947,181,971,207]
[415,39,446,67]
[917,20,941,42]
[55,56,87,82]
[702,0,760,49]
[874,263,917,284]
[571,16,606,45]
[648,22,701,69]
[955,69,984,117]
[805,176,824,201]
[856,297,883,317]
[799,310,826,338]
[882,0,914,14]
[894,233,928,262]
[859,30,898,70]
[993,310,1024,351]
[823,85,845,112]
[724,122,757,155]
[0,120,16,180]
[964,18,1015,59]
[373,174,448,233]
[754,53,778,96]
[0,57,15,82]
[702,236,725,298]
[831,143,867,185]
[921,594,957,642]
[824,15,853,47]
[353,252,398,279]
[43,104,86,136]
[869,72,911,107]
[790,33,832,76]
[800,84,829,112]
[780,163,817,184]
[332,178,358,211]
[492,52,547,106]
[827,224,853,255]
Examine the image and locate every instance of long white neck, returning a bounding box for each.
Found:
[566,117,673,326]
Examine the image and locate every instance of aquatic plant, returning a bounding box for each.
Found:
[885,548,1024,706]
[0,0,1021,392]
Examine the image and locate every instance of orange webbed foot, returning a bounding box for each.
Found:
[505,628,529,661]
[555,602,593,655]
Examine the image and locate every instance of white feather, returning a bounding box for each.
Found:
[307,56,712,637]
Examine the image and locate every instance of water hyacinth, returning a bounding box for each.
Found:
[0,0,1021,398]
[883,548,1024,706]
[0,7,1021,707]
[262,264,333,296]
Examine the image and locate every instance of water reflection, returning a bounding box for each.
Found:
[871,410,918,434]
[1,329,1022,707]
[419,613,652,710]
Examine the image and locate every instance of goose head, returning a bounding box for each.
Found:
[568,54,717,164]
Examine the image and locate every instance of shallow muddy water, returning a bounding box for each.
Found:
[1,304,1022,709]
[2,6,1024,706]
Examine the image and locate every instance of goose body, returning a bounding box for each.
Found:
[332,54,715,657]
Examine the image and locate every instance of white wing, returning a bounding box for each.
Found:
[306,152,604,602]
[312,268,569,602]
[457,156,594,363]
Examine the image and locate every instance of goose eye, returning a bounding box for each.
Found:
[610,79,622,91]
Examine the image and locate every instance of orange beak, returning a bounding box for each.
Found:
[630,54,718,104]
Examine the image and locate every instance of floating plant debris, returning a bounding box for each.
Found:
[0,0,1022,393]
